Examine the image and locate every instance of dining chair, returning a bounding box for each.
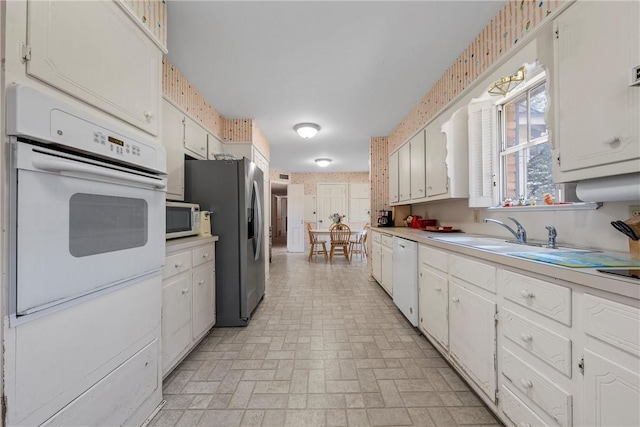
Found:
[306,222,328,262]
[330,223,351,264]
[349,228,367,261]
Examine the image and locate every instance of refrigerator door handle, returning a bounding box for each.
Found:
[252,179,263,261]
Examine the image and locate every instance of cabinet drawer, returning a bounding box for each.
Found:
[419,244,448,272]
[371,231,382,243]
[501,385,549,427]
[449,255,496,293]
[500,270,571,326]
[163,251,192,279]
[193,245,215,268]
[502,309,572,377]
[381,234,393,248]
[502,348,572,426]
[584,294,640,355]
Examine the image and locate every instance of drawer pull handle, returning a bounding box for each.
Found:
[181,288,189,294]
[520,289,534,298]
[175,262,183,268]
[604,136,620,146]
[435,287,442,292]
[202,253,209,258]
[520,379,533,389]
[452,297,460,303]
[198,280,204,285]
[520,333,533,342]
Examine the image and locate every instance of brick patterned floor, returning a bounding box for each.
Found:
[151,253,501,427]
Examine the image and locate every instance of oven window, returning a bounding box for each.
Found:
[69,194,148,257]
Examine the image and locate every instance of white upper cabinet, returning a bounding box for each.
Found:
[389,151,399,204]
[207,134,224,160]
[553,0,640,182]
[184,116,208,159]
[398,144,411,202]
[425,121,448,198]
[162,99,186,201]
[27,0,161,135]
[410,131,426,200]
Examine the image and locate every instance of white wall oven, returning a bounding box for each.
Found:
[7,84,167,321]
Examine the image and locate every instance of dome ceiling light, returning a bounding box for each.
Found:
[294,123,320,138]
[315,158,332,167]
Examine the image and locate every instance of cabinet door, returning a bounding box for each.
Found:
[583,349,639,427]
[389,151,399,204]
[184,116,208,159]
[371,241,382,283]
[425,121,448,197]
[192,265,216,340]
[381,246,393,295]
[449,280,497,402]
[419,265,449,347]
[554,1,639,176]
[207,133,223,159]
[162,275,192,374]
[162,99,185,201]
[398,144,411,202]
[410,131,426,200]
[27,1,161,135]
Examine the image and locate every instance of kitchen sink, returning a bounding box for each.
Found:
[428,235,598,254]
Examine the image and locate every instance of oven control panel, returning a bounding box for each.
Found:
[50,109,164,174]
[6,84,166,175]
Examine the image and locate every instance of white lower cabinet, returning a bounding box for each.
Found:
[163,237,217,377]
[583,294,640,427]
[380,234,394,296]
[449,279,497,402]
[370,230,393,296]
[418,245,449,348]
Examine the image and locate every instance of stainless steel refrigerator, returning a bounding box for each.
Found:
[185,158,265,326]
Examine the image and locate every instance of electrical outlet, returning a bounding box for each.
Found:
[630,205,640,218]
[473,209,480,223]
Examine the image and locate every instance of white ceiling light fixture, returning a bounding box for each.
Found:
[315,158,332,167]
[294,123,321,139]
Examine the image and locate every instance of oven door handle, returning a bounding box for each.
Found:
[32,156,166,189]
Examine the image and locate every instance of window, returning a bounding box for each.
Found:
[497,79,555,204]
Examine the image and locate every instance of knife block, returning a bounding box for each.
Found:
[629,239,640,259]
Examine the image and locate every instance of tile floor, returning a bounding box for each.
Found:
[151,253,502,427]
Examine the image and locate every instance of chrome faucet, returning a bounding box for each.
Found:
[483,217,527,244]
[545,225,557,249]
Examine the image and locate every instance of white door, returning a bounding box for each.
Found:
[27,0,161,135]
[304,195,317,224]
[162,275,192,374]
[287,184,304,252]
[584,349,640,427]
[162,99,185,201]
[317,183,347,229]
[449,280,497,402]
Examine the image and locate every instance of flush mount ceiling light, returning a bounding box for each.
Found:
[294,123,320,138]
[488,65,527,96]
[315,158,332,167]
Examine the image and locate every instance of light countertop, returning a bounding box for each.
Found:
[371,227,640,301]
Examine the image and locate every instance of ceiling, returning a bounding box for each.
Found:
[167,1,506,173]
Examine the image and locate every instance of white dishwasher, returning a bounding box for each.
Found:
[392,237,418,326]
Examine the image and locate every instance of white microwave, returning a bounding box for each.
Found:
[166,202,201,239]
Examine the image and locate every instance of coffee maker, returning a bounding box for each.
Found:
[377,210,393,227]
